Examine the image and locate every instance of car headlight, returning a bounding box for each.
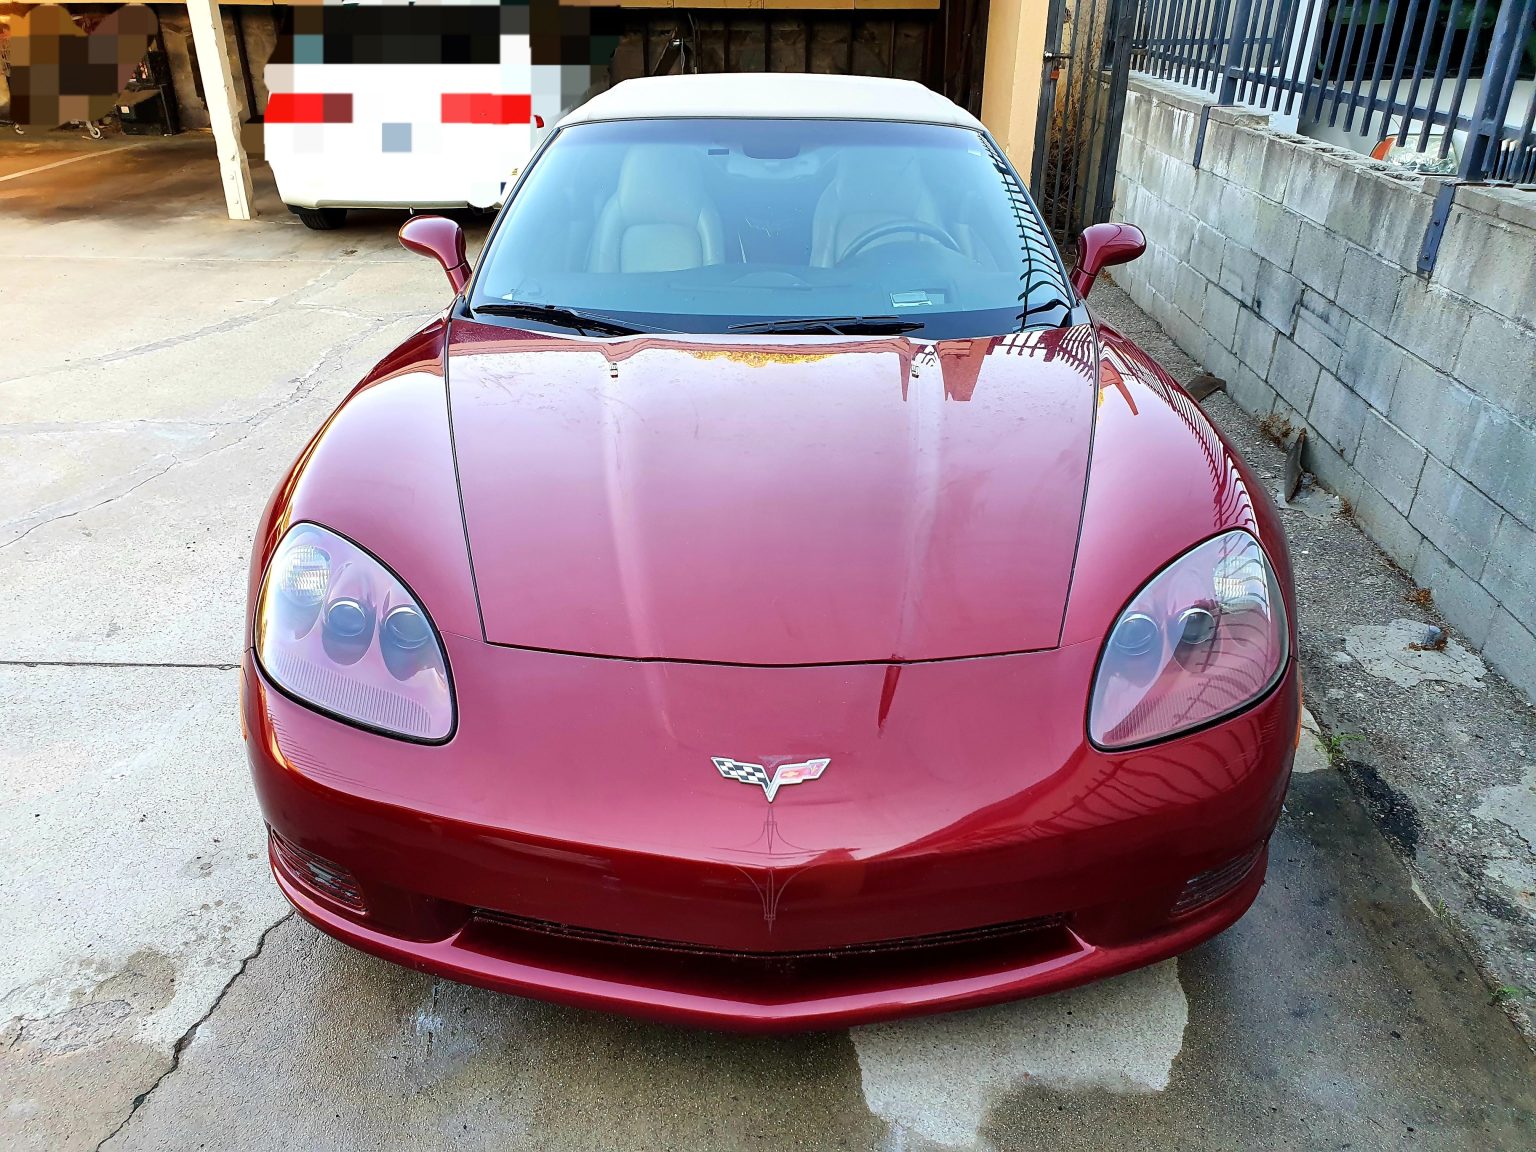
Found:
[1088,531,1288,749]
[255,523,454,741]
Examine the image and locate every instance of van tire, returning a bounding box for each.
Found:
[295,207,348,230]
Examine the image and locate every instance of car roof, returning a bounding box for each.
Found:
[558,73,986,132]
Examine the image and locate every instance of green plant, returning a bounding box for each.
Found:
[1322,731,1361,767]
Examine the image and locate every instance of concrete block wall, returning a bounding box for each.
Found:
[1112,76,1536,703]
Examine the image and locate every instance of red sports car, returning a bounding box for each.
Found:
[243,73,1298,1030]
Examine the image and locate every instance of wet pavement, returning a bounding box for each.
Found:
[3,135,1534,1152]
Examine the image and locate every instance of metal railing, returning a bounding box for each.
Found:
[1129,0,1536,182]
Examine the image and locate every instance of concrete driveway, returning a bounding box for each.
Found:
[3,135,1534,1152]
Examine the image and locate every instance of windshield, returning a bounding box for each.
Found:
[469,117,1075,338]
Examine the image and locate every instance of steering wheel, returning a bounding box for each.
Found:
[838,219,963,263]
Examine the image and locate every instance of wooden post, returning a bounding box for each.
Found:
[185,0,255,220]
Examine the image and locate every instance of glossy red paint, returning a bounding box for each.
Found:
[243,306,1299,1029]
[448,322,1095,662]
[398,215,470,294]
[1071,222,1147,299]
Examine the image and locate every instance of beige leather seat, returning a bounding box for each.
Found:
[589,148,725,274]
[810,152,944,267]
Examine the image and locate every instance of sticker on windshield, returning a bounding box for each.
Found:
[891,291,934,309]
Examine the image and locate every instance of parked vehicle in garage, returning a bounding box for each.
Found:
[242,73,1299,1029]
[262,2,546,229]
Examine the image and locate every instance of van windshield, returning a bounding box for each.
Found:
[470,117,1075,339]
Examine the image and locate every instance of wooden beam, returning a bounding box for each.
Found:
[185,0,255,220]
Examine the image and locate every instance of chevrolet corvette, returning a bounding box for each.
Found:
[243,73,1299,1030]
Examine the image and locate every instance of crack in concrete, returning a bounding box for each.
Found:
[91,911,294,1152]
[0,264,352,388]
[0,314,406,550]
[0,458,182,550]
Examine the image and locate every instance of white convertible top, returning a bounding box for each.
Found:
[559,73,986,132]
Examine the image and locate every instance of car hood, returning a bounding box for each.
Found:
[445,322,1098,663]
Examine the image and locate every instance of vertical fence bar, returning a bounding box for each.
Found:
[1505,83,1536,182]
[1306,0,1351,119]
[1344,0,1391,131]
[1439,0,1492,157]
[1148,0,1174,76]
[1218,0,1259,101]
[1460,0,1535,179]
[1377,0,1425,141]
[1328,0,1368,125]
[1416,0,1466,150]
[1395,0,1443,143]
[1283,0,1325,114]
[1355,0,1399,138]
[1191,0,1216,89]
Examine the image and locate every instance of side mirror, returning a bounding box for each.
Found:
[399,214,471,294]
[1071,222,1146,299]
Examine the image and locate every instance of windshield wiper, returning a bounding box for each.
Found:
[727,315,926,336]
[470,301,661,336]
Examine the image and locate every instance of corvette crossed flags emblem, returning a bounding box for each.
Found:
[712,757,830,802]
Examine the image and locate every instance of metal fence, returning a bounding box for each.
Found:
[1129,0,1536,183]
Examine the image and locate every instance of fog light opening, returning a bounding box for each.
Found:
[1172,845,1263,915]
[269,827,367,913]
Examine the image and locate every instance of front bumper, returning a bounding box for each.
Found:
[244,634,1297,1030]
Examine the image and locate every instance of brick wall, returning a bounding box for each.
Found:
[1112,76,1536,703]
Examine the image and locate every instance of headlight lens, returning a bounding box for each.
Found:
[1088,531,1288,749]
[255,524,454,741]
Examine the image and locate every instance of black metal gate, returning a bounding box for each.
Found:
[1031,0,1137,238]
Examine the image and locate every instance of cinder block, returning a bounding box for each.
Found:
[1407,456,1504,578]
[1485,610,1536,706]
[1219,241,1262,301]
[1352,482,1423,572]
[1282,147,1342,225]
[1433,207,1536,321]
[1190,221,1225,280]
[1455,307,1536,428]
[1228,362,1277,417]
[1354,409,1427,513]
[1388,284,1474,375]
[1271,338,1323,413]
[1339,320,1406,413]
[1163,207,1197,264]
[1253,260,1304,333]
[1483,515,1536,632]
[1455,401,1536,528]
[1302,428,1366,509]
[1208,126,1268,190]
[1235,306,1278,378]
[1249,198,1302,271]
[1322,164,1383,252]
[1161,155,1198,209]
[1370,178,1435,271]
[1256,133,1295,206]
[1189,169,1226,225]
[1218,182,1262,242]
[1337,246,1406,333]
[1308,370,1368,460]
[1411,542,1499,649]
[1202,282,1242,348]
[1173,260,1207,326]
[1293,290,1349,374]
[1293,219,1346,297]
[1387,357,1480,462]
[1203,341,1241,389]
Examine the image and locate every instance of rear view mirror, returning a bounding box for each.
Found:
[1071,222,1146,299]
[399,215,471,294]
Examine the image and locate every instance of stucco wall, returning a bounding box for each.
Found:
[1112,75,1536,702]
